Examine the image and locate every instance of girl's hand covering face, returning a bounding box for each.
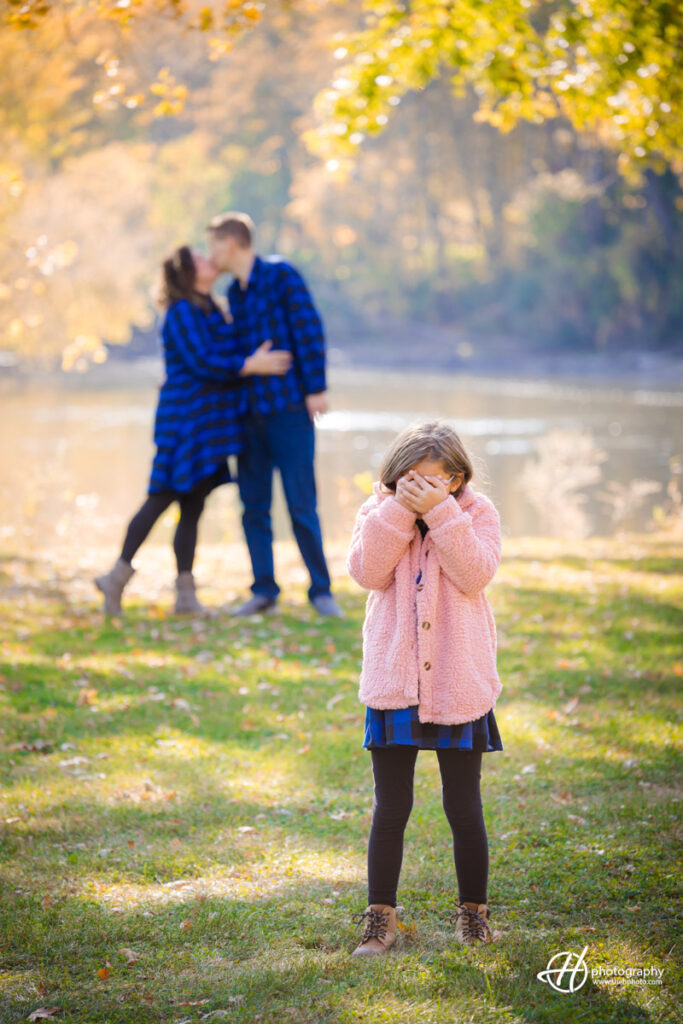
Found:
[394,474,420,513]
[395,471,453,514]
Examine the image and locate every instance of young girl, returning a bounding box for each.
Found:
[94,245,291,615]
[346,421,504,954]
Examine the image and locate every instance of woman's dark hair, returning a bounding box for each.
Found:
[154,245,212,312]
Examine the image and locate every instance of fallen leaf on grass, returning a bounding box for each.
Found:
[146,688,167,702]
[180,917,194,930]
[550,791,574,804]
[9,739,52,753]
[396,921,416,934]
[28,1008,60,1021]
[96,965,110,980]
[76,689,98,707]
[567,814,587,826]
[170,697,192,712]
[58,756,90,768]
[201,1003,244,1017]
[119,947,141,964]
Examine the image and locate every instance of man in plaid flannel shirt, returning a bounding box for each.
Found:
[208,211,343,618]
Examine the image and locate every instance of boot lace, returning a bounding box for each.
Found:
[449,903,491,943]
[354,907,389,944]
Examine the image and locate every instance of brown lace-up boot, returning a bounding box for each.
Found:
[351,904,397,956]
[450,901,493,945]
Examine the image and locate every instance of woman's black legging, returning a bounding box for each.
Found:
[367,745,488,907]
[120,477,215,573]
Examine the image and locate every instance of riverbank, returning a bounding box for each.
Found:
[2,326,682,391]
[0,533,680,1023]
[326,321,683,389]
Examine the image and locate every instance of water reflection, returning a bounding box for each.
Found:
[0,364,679,552]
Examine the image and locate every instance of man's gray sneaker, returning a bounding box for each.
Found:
[231,594,278,617]
[311,594,344,618]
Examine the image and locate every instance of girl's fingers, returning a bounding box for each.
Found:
[423,476,448,492]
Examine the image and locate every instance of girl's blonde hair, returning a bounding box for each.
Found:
[378,421,473,499]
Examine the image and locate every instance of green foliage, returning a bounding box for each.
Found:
[1,2,682,364]
[468,168,683,349]
[312,0,683,177]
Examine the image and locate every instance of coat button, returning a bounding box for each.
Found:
[416,583,424,591]
[422,621,430,630]
[424,661,431,670]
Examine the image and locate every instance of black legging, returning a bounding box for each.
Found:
[367,745,488,907]
[120,477,215,573]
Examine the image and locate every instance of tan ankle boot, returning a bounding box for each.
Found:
[174,572,205,614]
[352,904,397,956]
[94,558,134,615]
[450,901,493,944]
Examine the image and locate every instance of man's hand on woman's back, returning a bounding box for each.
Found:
[241,340,293,376]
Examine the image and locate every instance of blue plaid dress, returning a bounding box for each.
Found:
[149,297,248,495]
[363,519,504,753]
[363,704,503,752]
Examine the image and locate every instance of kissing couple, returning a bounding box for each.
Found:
[95,211,343,620]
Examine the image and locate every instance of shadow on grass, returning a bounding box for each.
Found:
[1,544,680,1021]
[0,879,664,1024]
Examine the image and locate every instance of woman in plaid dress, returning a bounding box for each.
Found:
[347,421,504,954]
[94,246,291,615]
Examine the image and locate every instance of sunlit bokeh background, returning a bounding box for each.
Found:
[1,0,681,561]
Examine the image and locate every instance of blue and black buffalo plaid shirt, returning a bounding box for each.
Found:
[227,255,327,415]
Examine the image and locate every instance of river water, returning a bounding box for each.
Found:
[0,363,680,554]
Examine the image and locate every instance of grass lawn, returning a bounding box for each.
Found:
[0,533,681,1023]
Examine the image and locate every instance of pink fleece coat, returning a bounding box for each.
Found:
[346,481,503,725]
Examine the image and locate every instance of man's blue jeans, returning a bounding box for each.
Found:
[236,406,332,601]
